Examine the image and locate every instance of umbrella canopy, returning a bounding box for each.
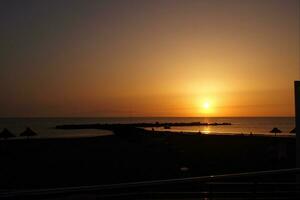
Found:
[20,127,37,137]
[270,127,282,133]
[290,128,296,134]
[0,128,16,139]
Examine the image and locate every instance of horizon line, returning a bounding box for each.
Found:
[0,116,295,119]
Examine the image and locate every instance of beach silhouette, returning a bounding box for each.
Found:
[0,0,298,198]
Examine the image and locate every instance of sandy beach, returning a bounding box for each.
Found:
[0,127,296,190]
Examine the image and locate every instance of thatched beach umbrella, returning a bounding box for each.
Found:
[20,127,37,138]
[0,128,16,139]
[270,127,282,136]
[289,128,296,134]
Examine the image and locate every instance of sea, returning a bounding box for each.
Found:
[0,117,295,139]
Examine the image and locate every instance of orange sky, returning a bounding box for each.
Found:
[0,0,299,117]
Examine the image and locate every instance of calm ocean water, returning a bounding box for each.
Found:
[0,117,295,138]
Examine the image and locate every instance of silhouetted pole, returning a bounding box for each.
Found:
[295,81,300,171]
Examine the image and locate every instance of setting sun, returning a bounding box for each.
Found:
[197,99,215,115]
[203,102,210,110]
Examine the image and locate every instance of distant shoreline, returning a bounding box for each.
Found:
[0,117,295,139]
[55,122,232,130]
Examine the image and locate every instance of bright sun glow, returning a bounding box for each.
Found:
[203,102,210,109]
[198,99,214,115]
[195,98,216,116]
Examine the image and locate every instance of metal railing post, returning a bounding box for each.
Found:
[295,81,300,180]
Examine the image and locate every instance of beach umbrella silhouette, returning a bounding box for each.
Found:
[270,127,282,136]
[289,128,296,134]
[0,128,16,139]
[20,127,37,138]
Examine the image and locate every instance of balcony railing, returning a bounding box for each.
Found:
[1,168,299,199]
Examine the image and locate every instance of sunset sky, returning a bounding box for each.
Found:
[0,0,299,117]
